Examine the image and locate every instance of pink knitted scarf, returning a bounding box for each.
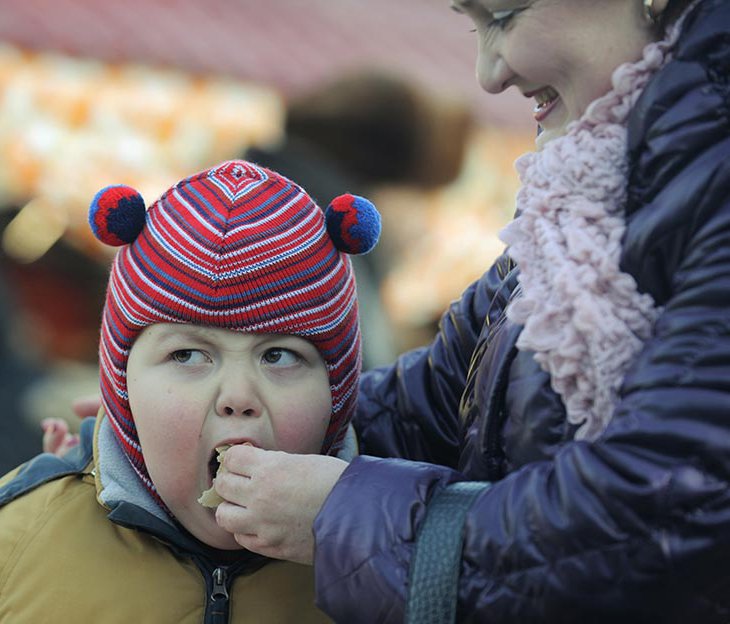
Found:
[499,18,689,441]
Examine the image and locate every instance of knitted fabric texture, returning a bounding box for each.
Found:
[499,20,688,441]
[99,160,362,497]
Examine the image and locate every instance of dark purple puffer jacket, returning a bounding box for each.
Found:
[313,1,730,622]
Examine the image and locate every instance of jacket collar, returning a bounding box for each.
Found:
[92,413,170,524]
[92,412,268,568]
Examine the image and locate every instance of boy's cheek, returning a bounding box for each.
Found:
[272,413,329,454]
[134,391,201,428]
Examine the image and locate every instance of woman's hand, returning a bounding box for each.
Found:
[71,395,102,419]
[214,445,347,565]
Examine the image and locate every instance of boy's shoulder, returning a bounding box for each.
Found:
[0,420,102,618]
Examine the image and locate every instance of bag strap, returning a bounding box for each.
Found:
[405,481,491,624]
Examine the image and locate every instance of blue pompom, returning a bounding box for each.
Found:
[325,194,381,255]
[89,185,146,246]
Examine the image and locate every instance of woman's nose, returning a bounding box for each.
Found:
[476,41,512,94]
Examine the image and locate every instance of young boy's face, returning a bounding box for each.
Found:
[126,323,332,549]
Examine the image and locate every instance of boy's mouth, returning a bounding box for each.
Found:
[207,453,221,486]
[199,442,257,508]
[198,445,233,509]
[207,444,232,486]
[205,441,258,485]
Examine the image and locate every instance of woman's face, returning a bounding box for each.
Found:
[452,0,660,148]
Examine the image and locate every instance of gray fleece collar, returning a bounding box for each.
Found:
[96,415,173,526]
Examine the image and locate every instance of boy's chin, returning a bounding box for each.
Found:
[204,528,243,551]
[186,513,243,550]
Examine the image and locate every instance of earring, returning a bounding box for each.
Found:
[642,0,659,25]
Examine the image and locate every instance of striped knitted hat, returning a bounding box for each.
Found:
[89,160,380,496]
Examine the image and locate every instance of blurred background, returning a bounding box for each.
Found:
[0,0,535,472]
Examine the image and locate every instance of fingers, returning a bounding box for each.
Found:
[216,500,248,533]
[41,418,80,456]
[214,476,283,549]
[71,395,102,419]
[59,434,80,454]
[216,503,292,562]
[213,450,328,565]
[215,502,276,555]
[41,417,69,437]
[42,419,65,454]
[215,502,263,554]
[214,470,248,505]
[233,533,284,558]
[221,442,259,477]
[233,533,259,551]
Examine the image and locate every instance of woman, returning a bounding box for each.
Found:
[60,0,730,621]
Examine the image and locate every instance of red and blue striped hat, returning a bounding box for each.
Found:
[89,160,380,496]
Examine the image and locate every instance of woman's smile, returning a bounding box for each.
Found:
[525,86,560,123]
[460,0,657,147]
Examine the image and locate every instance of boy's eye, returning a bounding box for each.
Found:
[262,348,300,367]
[170,349,208,365]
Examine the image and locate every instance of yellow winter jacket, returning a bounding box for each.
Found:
[0,416,331,624]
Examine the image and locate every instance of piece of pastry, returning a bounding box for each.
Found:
[198,444,231,508]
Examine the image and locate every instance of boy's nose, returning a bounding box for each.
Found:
[215,371,263,418]
[221,405,257,417]
[217,395,262,418]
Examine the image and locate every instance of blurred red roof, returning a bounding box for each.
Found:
[0,0,534,129]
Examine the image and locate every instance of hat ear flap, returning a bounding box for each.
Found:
[89,185,146,246]
[324,194,381,255]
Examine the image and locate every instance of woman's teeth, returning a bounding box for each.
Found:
[533,87,559,113]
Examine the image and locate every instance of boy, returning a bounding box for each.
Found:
[0,160,380,623]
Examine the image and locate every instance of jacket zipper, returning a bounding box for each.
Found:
[203,564,231,624]
[107,508,264,624]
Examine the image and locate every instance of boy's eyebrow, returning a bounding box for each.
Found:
[150,324,279,344]
[150,324,214,343]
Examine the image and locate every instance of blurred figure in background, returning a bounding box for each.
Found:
[0,272,43,473]
[245,69,474,369]
[0,206,107,471]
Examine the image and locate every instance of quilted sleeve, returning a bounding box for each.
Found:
[353,250,516,467]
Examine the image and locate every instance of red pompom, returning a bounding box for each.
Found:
[325,194,381,255]
[89,185,146,246]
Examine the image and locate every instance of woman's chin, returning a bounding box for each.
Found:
[534,105,572,150]
[535,125,566,150]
